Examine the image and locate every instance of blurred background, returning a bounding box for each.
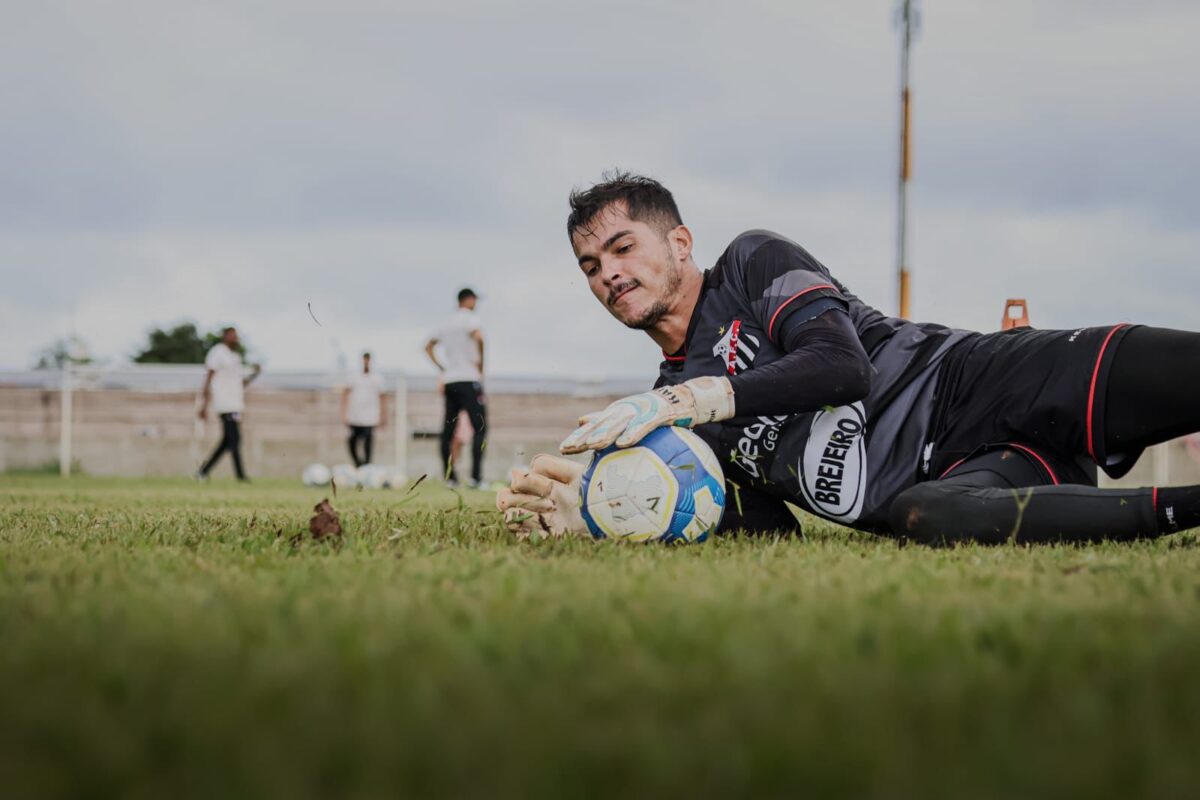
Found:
[2,0,1198,480]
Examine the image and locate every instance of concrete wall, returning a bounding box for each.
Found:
[1099,436,1200,489]
[0,383,627,482]
[4,377,1199,487]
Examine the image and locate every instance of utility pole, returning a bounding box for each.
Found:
[896,0,917,319]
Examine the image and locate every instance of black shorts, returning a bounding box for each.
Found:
[928,324,1139,486]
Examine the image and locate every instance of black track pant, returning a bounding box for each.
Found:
[891,326,1200,544]
[889,454,1161,545]
[348,425,374,467]
[440,381,487,483]
[200,413,246,480]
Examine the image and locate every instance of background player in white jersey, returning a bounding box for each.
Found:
[197,326,260,482]
[425,288,487,488]
[499,172,1200,544]
[341,351,386,467]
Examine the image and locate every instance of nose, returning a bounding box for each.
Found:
[599,257,622,287]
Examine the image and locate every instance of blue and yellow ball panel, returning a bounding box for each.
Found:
[579,427,725,543]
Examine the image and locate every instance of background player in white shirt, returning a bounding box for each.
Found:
[341,351,387,467]
[197,327,260,481]
[424,288,487,488]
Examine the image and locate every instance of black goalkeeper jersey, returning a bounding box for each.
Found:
[657,230,973,533]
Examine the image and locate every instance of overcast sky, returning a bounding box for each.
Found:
[2,1,1197,378]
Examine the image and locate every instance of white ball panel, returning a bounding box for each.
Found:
[584,449,646,507]
[627,449,678,533]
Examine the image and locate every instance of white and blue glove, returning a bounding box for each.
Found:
[559,376,735,455]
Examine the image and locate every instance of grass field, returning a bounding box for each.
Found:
[2,474,1200,798]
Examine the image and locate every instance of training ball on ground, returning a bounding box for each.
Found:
[302,463,332,486]
[580,427,725,544]
[357,464,389,490]
[332,463,360,488]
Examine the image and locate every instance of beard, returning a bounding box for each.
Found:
[623,250,683,330]
[624,296,672,330]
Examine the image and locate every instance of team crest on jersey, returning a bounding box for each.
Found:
[799,402,868,523]
[713,320,760,375]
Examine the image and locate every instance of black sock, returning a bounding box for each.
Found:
[1156,485,1200,533]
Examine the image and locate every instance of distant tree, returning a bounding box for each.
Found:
[133,322,246,364]
[133,322,207,364]
[34,335,94,369]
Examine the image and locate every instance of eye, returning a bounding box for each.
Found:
[616,243,633,254]
[584,264,599,277]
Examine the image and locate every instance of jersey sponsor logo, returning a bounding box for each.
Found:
[799,402,867,523]
[713,321,759,374]
[729,414,788,479]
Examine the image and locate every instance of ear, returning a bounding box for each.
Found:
[668,224,693,263]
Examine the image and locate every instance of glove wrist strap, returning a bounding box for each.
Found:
[685,376,735,425]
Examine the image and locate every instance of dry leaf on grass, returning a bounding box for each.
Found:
[309,499,343,539]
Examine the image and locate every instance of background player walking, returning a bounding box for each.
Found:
[196,326,260,482]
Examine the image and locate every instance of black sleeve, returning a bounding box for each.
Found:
[736,235,846,345]
[728,306,872,417]
[717,482,801,536]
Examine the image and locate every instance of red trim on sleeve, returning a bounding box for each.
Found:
[662,352,687,362]
[1086,324,1129,463]
[1152,487,1159,513]
[766,284,837,342]
[1006,443,1060,486]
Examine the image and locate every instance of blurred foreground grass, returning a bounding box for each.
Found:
[2,474,1199,798]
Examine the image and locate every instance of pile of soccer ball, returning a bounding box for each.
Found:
[301,463,406,490]
[580,427,726,544]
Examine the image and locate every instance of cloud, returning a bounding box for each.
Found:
[2,0,1197,373]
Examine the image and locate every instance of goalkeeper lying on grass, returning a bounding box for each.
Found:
[498,171,1200,544]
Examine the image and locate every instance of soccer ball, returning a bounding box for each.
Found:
[580,427,726,543]
[302,463,332,486]
[357,464,389,490]
[331,463,360,488]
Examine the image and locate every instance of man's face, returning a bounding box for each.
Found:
[571,203,684,330]
[223,329,239,348]
[362,354,371,372]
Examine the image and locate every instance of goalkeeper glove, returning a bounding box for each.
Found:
[496,454,587,538]
[559,375,735,455]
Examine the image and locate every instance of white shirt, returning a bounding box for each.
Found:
[431,308,483,383]
[205,343,245,414]
[346,370,385,427]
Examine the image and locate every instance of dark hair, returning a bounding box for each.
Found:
[362,351,372,359]
[567,170,683,241]
[222,326,236,335]
[457,288,477,303]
